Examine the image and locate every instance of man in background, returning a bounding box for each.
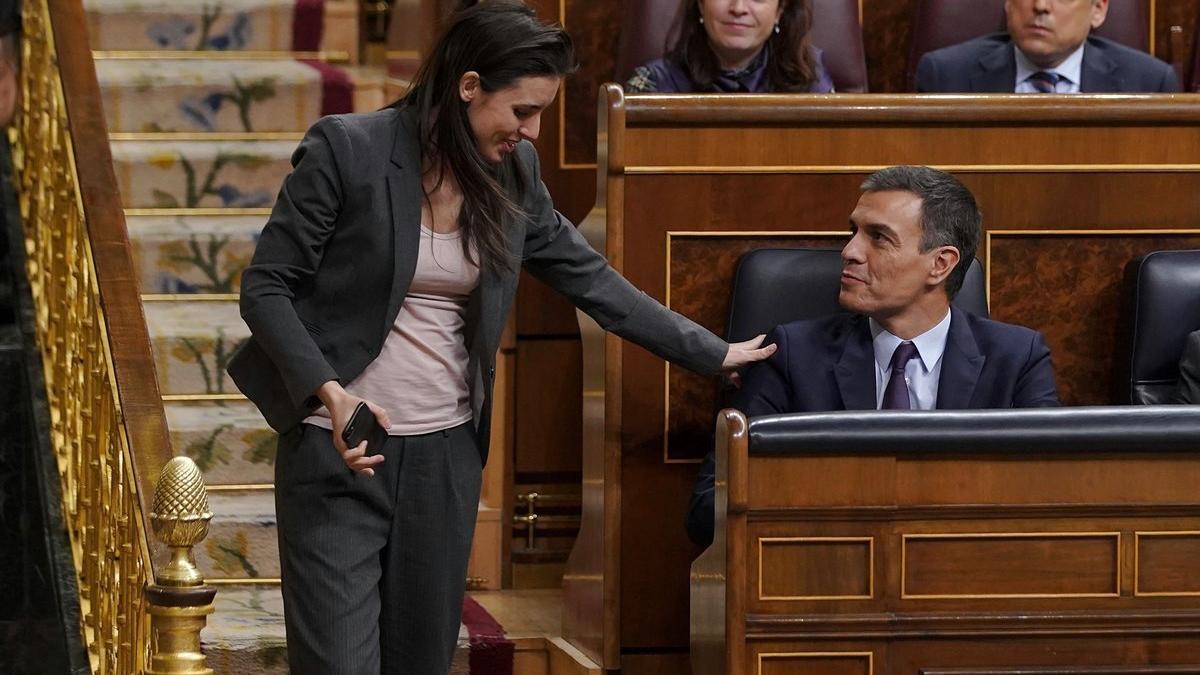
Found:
[916,0,1178,93]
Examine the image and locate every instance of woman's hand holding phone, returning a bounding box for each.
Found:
[316,381,392,477]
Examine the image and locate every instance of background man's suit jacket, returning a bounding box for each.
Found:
[686,308,1059,546]
[916,33,1179,93]
[227,107,727,465]
[1176,330,1200,404]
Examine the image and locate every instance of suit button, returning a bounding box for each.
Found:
[488,366,496,379]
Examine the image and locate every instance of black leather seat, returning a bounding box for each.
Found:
[724,247,987,343]
[615,0,869,92]
[1116,250,1200,405]
[905,0,1151,90]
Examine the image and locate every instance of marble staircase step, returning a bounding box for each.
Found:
[167,401,275,485]
[144,300,248,396]
[129,214,262,295]
[112,139,294,210]
[97,59,326,134]
[201,491,279,580]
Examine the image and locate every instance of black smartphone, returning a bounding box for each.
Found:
[341,401,388,453]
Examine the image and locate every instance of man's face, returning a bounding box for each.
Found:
[1005,0,1109,69]
[839,190,941,319]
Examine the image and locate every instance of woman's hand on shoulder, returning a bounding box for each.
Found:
[317,381,392,477]
[720,335,777,388]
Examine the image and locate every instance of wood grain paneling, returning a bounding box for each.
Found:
[758,538,873,600]
[902,533,1120,598]
[1136,532,1200,596]
[515,339,583,475]
[988,232,1200,405]
[758,652,873,675]
[863,0,920,92]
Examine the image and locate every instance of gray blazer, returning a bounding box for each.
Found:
[227,107,727,464]
[916,33,1180,93]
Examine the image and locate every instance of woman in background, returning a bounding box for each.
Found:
[627,0,833,93]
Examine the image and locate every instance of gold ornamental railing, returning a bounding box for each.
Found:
[12,0,190,672]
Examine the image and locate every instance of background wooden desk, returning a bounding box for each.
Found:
[562,90,1200,671]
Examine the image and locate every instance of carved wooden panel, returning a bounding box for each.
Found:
[902,533,1120,599]
[757,537,874,600]
[1136,532,1200,596]
[758,652,874,675]
[987,232,1200,405]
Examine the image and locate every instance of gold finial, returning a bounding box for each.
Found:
[150,456,213,587]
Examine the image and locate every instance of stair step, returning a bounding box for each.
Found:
[201,491,279,580]
[167,401,275,485]
[203,585,287,674]
[86,0,306,53]
[97,59,325,134]
[129,215,261,295]
[144,300,248,396]
[203,585,473,673]
[111,139,293,210]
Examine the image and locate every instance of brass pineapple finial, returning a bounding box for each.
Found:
[150,456,213,587]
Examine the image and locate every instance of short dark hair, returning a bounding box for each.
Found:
[860,166,981,298]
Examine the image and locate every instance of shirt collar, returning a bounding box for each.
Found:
[869,309,952,374]
[1014,40,1086,87]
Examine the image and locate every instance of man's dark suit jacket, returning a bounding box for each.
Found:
[686,308,1059,546]
[1176,330,1200,404]
[916,33,1179,93]
[227,107,727,466]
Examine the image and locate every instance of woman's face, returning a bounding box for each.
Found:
[460,74,562,164]
[699,0,784,69]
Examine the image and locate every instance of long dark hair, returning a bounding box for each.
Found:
[666,0,818,92]
[395,0,575,273]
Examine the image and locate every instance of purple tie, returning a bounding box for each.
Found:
[1027,70,1062,93]
[881,341,919,410]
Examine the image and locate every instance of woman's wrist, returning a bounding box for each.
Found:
[315,380,349,409]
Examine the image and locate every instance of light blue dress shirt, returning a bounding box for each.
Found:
[870,310,952,410]
[1014,42,1085,93]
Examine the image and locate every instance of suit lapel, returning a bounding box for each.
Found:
[384,108,424,330]
[1079,39,1118,93]
[936,308,985,409]
[970,39,1019,92]
[834,317,877,410]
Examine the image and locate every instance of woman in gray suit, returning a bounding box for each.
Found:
[228,1,773,672]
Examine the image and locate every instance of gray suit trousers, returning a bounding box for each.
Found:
[275,423,482,674]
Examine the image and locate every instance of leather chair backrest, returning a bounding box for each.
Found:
[1116,250,1200,405]
[615,0,869,92]
[905,0,1150,90]
[725,247,987,343]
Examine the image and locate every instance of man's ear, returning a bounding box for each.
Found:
[1090,0,1110,29]
[929,246,961,288]
[459,70,481,103]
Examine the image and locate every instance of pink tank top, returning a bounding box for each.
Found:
[305,225,481,435]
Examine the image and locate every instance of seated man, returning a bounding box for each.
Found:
[686,166,1059,546]
[916,0,1178,93]
[1176,330,1200,403]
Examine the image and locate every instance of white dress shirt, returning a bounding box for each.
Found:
[870,310,952,410]
[1014,42,1085,93]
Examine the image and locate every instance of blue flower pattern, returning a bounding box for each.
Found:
[146,9,253,51]
[216,185,272,208]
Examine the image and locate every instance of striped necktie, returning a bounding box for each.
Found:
[1027,70,1063,93]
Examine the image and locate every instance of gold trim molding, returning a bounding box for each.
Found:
[93,50,350,62]
[126,207,273,217]
[111,132,303,142]
[900,531,1121,600]
[757,536,874,601]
